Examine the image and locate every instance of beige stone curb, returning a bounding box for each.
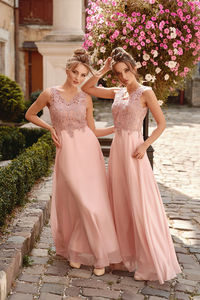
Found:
[0,184,52,300]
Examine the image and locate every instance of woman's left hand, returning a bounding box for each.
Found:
[133,143,148,159]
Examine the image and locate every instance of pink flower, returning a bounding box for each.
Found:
[123,28,127,35]
[142,61,147,66]
[171,56,177,60]
[178,1,183,7]
[190,42,196,48]
[164,28,170,34]
[137,45,142,50]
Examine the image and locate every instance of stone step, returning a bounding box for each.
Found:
[101,145,110,157]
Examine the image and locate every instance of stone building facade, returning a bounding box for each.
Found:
[0,0,199,106]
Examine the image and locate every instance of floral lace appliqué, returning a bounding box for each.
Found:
[49,87,87,137]
[112,85,152,134]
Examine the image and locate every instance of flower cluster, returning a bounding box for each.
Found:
[83,0,200,101]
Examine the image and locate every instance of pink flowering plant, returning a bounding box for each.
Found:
[83,0,200,101]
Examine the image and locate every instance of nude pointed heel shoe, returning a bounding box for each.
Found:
[93,267,105,276]
[70,262,81,269]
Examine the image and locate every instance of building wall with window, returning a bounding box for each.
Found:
[0,0,15,79]
[18,0,53,98]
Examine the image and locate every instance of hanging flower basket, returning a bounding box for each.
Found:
[83,0,200,101]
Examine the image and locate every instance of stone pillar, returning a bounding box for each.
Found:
[36,0,84,123]
[185,64,200,107]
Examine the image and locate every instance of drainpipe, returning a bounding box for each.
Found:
[14,0,19,83]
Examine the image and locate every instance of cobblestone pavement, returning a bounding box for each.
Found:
[7,105,200,300]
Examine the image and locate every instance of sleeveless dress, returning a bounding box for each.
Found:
[108,85,181,284]
[48,87,121,268]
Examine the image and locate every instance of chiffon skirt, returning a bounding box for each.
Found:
[51,127,121,268]
[108,130,181,284]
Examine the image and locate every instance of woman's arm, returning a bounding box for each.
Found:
[25,89,60,147]
[86,95,114,137]
[133,90,166,159]
[82,57,117,99]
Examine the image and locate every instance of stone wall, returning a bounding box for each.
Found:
[0,0,15,79]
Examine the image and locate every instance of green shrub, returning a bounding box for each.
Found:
[0,127,46,161]
[19,127,46,148]
[0,132,55,227]
[0,127,25,160]
[0,74,25,122]
[23,90,43,119]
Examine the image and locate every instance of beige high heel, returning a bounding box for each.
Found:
[69,262,81,269]
[93,267,105,276]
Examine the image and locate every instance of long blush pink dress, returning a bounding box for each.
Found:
[48,87,121,268]
[108,85,181,284]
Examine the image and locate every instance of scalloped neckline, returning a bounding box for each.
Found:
[55,87,82,105]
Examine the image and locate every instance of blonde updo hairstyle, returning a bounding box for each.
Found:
[66,48,93,74]
[111,47,141,82]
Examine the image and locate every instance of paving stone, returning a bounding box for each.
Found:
[8,293,33,300]
[37,243,51,249]
[177,278,198,287]
[175,292,191,300]
[30,256,49,265]
[149,297,168,300]
[82,287,120,299]
[189,247,200,254]
[68,268,92,279]
[39,293,62,299]
[175,247,188,254]
[14,282,38,294]
[91,298,111,300]
[175,283,195,293]
[64,286,80,296]
[94,273,119,283]
[122,291,144,300]
[18,274,40,283]
[45,265,67,276]
[23,265,45,275]
[111,283,138,293]
[120,276,145,288]
[184,269,200,280]
[141,286,170,299]
[147,281,171,291]
[40,283,65,295]
[31,248,48,257]
[71,278,108,289]
[196,254,200,262]
[177,253,197,264]
[43,275,69,285]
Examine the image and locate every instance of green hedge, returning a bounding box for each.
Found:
[0,127,46,161]
[0,132,55,227]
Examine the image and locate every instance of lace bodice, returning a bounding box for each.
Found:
[112,85,152,134]
[49,87,87,137]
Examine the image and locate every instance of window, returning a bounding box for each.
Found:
[19,0,53,25]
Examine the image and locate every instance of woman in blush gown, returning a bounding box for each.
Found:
[82,47,181,284]
[25,48,122,276]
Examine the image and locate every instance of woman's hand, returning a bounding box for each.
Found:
[50,127,61,147]
[103,57,112,73]
[95,57,112,77]
[133,143,148,159]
